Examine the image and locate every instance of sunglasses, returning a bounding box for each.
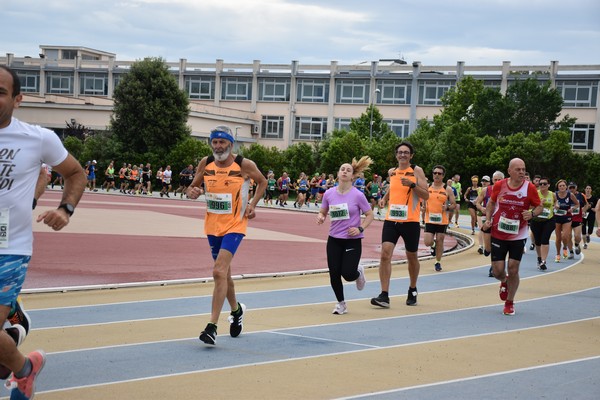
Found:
[540,182,549,186]
[432,171,444,175]
[396,151,411,155]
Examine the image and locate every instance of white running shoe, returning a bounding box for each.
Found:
[356,265,366,291]
[332,301,347,315]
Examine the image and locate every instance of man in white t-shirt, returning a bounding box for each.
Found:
[0,65,87,399]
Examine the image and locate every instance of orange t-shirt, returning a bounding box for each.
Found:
[203,156,250,236]
[426,186,449,225]
[385,165,421,223]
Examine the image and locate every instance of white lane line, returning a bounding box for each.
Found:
[334,354,600,400]
[24,253,582,311]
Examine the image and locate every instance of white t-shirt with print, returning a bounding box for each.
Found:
[0,117,68,256]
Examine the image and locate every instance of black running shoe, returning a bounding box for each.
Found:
[370,293,390,308]
[539,262,547,271]
[228,303,246,338]
[406,287,418,306]
[8,297,30,334]
[488,266,494,277]
[199,323,217,345]
[529,243,535,251]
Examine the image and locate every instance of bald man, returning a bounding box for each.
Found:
[483,158,542,316]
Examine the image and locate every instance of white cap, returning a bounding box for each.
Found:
[482,175,491,182]
[92,160,97,163]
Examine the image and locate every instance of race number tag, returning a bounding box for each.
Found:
[555,209,567,216]
[429,213,443,223]
[0,208,9,248]
[329,203,350,221]
[539,208,551,219]
[498,216,519,235]
[205,193,233,214]
[572,206,580,214]
[389,204,408,221]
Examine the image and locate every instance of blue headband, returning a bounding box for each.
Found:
[210,130,235,143]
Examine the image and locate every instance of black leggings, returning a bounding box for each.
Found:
[530,218,555,246]
[582,214,596,236]
[326,236,362,302]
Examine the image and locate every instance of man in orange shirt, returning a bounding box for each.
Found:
[371,141,429,307]
[187,126,267,345]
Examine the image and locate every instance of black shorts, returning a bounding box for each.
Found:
[571,221,582,228]
[491,237,526,262]
[381,220,421,253]
[105,177,115,182]
[467,202,477,210]
[162,181,171,188]
[425,223,447,234]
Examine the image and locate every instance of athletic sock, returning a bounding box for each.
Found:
[15,358,32,379]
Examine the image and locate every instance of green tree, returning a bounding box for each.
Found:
[239,144,285,176]
[167,137,212,173]
[63,136,84,160]
[319,131,366,175]
[283,142,316,178]
[504,78,564,136]
[110,57,191,158]
[349,105,390,140]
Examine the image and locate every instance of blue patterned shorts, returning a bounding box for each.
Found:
[0,255,30,306]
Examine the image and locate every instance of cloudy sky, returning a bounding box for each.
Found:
[3,0,599,66]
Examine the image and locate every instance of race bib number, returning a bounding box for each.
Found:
[0,208,9,248]
[539,208,551,219]
[329,203,350,221]
[206,193,233,214]
[429,213,443,223]
[555,209,567,216]
[498,215,519,235]
[572,206,580,214]
[389,204,408,221]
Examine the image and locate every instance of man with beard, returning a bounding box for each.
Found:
[187,126,267,345]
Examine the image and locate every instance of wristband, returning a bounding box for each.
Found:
[358,226,364,233]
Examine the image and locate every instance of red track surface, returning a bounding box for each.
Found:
[27,191,457,289]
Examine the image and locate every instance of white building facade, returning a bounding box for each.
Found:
[2,46,599,152]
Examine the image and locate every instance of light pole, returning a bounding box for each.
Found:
[235,126,241,151]
[369,88,380,140]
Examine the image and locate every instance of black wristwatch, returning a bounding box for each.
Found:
[358,226,364,233]
[410,182,416,189]
[58,203,75,216]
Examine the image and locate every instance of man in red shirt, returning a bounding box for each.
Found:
[483,158,542,316]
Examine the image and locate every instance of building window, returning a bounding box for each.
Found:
[384,119,410,138]
[258,78,290,101]
[418,80,454,105]
[482,80,502,91]
[297,79,329,103]
[336,79,369,104]
[261,115,284,139]
[378,80,411,104]
[80,73,108,96]
[557,81,598,107]
[46,72,73,94]
[334,118,352,131]
[17,71,40,93]
[61,49,77,60]
[570,123,595,150]
[295,117,328,140]
[221,77,252,100]
[185,76,215,99]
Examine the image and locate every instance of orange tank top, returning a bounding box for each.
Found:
[203,155,250,236]
[425,186,449,225]
[385,165,421,222]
